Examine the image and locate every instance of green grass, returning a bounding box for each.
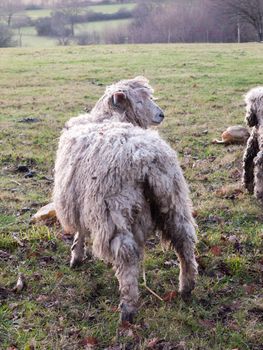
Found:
[0,44,263,349]
[85,3,136,14]
[22,8,53,18]
[75,18,132,35]
[14,26,57,48]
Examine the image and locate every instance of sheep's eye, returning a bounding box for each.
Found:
[137,101,143,105]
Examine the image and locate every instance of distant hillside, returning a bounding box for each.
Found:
[21,0,131,6]
[10,1,136,47]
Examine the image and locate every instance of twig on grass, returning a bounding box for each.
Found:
[142,265,164,302]
[9,180,22,186]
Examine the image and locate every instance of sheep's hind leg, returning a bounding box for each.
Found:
[254,150,263,203]
[242,128,259,193]
[70,231,85,268]
[164,218,198,300]
[174,235,198,300]
[111,233,140,323]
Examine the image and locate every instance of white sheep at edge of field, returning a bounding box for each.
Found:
[53,76,198,322]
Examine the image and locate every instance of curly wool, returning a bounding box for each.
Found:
[243,87,263,202]
[53,76,197,321]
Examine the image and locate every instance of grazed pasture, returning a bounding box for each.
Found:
[0,44,263,349]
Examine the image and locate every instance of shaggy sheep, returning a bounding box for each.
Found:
[53,76,198,322]
[212,125,250,145]
[242,87,263,202]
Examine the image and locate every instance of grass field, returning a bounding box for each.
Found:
[14,26,57,48]
[74,18,131,36]
[0,44,263,350]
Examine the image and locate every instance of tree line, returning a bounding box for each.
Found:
[0,0,134,46]
[0,0,262,47]
[106,0,263,44]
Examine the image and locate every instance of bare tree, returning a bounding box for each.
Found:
[57,0,82,36]
[51,11,72,45]
[0,0,24,27]
[217,0,263,41]
[125,0,256,44]
[0,23,14,46]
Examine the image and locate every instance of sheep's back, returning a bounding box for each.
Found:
[53,121,181,235]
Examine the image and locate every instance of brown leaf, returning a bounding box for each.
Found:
[117,322,141,341]
[162,291,177,302]
[80,336,98,347]
[192,209,198,218]
[119,320,133,330]
[243,284,256,295]
[198,319,215,329]
[215,186,243,199]
[26,250,41,259]
[147,337,160,348]
[215,187,227,197]
[229,168,241,180]
[56,271,63,279]
[210,246,222,256]
[110,305,118,312]
[227,321,239,331]
[36,295,49,302]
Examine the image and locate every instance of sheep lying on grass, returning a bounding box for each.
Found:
[53,77,198,322]
[242,87,263,202]
[212,125,250,145]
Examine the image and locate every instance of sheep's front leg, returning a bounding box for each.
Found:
[111,234,140,323]
[242,128,259,193]
[254,150,263,203]
[70,231,85,268]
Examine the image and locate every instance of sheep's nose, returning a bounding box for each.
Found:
[153,111,165,124]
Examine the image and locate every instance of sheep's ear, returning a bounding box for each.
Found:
[112,91,126,107]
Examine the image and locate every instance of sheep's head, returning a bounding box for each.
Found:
[105,76,164,128]
[244,87,263,127]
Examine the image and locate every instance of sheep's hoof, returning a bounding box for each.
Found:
[180,289,193,302]
[244,182,254,194]
[70,257,83,268]
[119,303,136,324]
[179,280,195,302]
